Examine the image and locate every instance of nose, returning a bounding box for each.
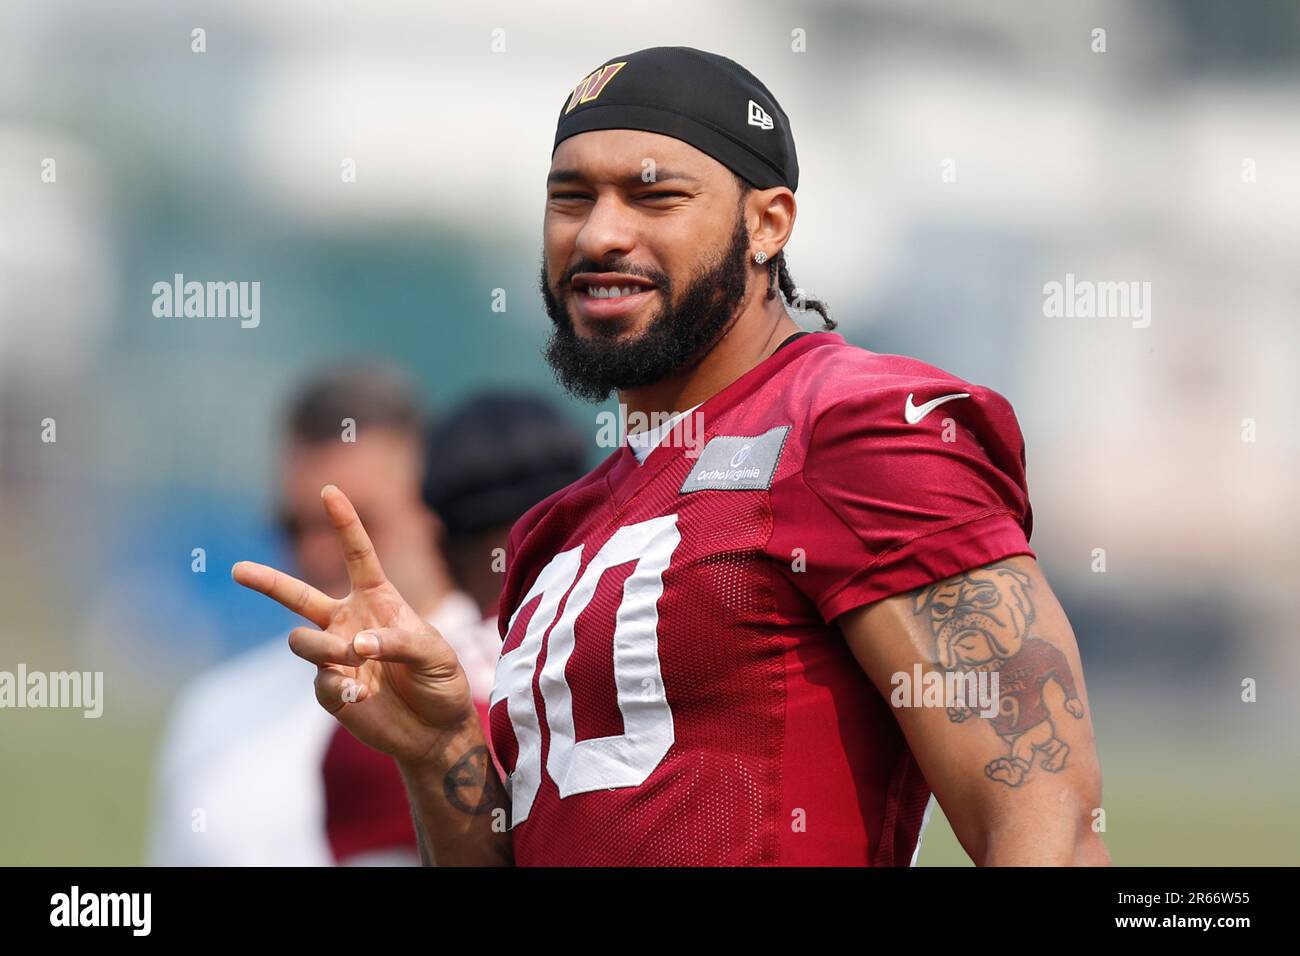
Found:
[573,193,637,266]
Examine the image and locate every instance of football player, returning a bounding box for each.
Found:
[234,47,1109,866]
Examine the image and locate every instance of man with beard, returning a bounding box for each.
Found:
[234,47,1109,866]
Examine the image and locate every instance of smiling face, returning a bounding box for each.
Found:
[539,129,755,402]
[915,567,1034,669]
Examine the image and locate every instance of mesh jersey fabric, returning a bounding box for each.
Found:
[490,331,1034,865]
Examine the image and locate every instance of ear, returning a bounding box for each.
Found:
[994,566,1033,624]
[745,186,796,255]
[912,588,931,616]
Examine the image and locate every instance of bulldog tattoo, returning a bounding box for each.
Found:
[913,563,1084,787]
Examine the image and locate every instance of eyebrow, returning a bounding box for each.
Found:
[546,168,703,188]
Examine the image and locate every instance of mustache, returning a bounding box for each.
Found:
[556,260,669,292]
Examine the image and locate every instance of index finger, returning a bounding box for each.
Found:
[232,560,335,629]
[320,484,388,591]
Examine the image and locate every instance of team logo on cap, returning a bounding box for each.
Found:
[564,61,627,114]
[747,99,774,130]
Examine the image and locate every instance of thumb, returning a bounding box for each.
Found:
[351,626,450,668]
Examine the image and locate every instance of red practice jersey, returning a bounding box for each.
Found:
[490,331,1035,865]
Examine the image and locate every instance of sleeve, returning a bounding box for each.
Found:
[766,381,1034,622]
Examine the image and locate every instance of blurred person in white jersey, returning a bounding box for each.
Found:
[148,363,475,865]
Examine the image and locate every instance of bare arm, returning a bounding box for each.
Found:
[838,554,1110,866]
[400,719,513,866]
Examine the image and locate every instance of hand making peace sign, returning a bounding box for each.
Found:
[232,484,477,764]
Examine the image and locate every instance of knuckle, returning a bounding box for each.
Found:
[345,542,374,564]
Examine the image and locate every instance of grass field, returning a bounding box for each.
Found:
[2,703,1296,866]
[917,748,1300,866]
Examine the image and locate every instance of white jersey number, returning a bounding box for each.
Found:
[489,514,680,826]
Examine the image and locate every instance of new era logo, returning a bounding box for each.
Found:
[747,99,773,130]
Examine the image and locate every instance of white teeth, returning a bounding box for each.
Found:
[586,285,644,298]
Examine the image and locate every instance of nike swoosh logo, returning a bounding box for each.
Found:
[904,391,970,424]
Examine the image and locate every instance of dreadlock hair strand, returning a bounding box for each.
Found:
[735,172,835,331]
[764,249,835,330]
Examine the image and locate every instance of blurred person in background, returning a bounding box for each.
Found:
[321,392,589,865]
[148,362,473,865]
[421,392,594,623]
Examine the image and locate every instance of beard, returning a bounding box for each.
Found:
[538,207,752,404]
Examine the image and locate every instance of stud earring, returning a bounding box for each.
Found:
[753,250,769,265]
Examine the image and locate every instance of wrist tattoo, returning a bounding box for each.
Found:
[443,745,510,818]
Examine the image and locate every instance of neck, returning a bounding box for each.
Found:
[619,294,802,425]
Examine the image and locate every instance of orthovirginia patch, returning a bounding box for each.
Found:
[680,426,791,493]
